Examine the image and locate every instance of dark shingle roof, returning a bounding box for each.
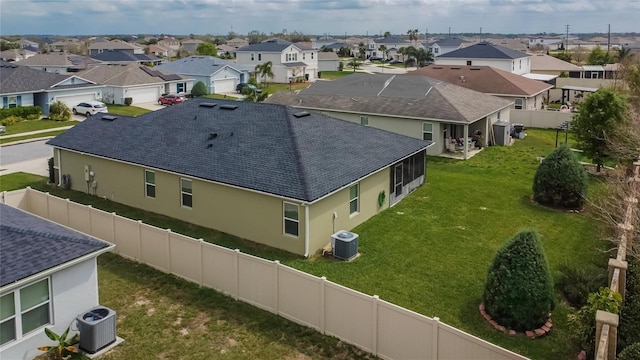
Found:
[47,99,430,202]
[0,61,86,94]
[237,38,294,52]
[156,55,252,76]
[438,42,529,59]
[91,50,158,62]
[434,37,465,47]
[266,73,512,123]
[0,203,111,287]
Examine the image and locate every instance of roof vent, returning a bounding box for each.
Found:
[208,132,218,140]
[219,104,238,110]
[206,143,213,148]
[199,102,216,108]
[451,67,461,70]
[293,111,311,118]
[470,67,481,71]
[101,115,117,121]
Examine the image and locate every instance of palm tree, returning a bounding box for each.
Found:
[358,42,366,60]
[618,46,633,62]
[407,29,419,46]
[378,45,387,61]
[414,48,434,67]
[398,47,407,63]
[254,61,274,87]
[347,58,361,72]
[383,31,391,38]
[243,88,269,102]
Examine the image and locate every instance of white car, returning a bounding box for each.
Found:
[73,101,108,117]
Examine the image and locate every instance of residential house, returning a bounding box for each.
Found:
[76,64,191,105]
[216,44,235,58]
[488,38,529,52]
[426,37,466,57]
[46,98,432,256]
[435,42,531,75]
[236,38,318,83]
[181,39,204,53]
[529,53,582,78]
[88,40,143,56]
[158,37,181,52]
[147,44,170,58]
[0,203,114,360]
[16,39,39,49]
[227,37,249,49]
[373,36,416,60]
[410,65,553,110]
[266,73,512,159]
[0,48,37,62]
[318,52,339,72]
[156,56,251,94]
[17,51,98,74]
[0,61,105,115]
[528,36,564,50]
[48,38,85,53]
[311,36,340,49]
[90,50,162,66]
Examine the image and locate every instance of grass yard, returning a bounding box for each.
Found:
[0,130,66,144]
[318,71,353,80]
[0,119,77,135]
[0,129,609,359]
[260,82,311,94]
[205,94,241,100]
[106,104,151,117]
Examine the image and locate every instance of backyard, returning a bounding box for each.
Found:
[1,129,608,359]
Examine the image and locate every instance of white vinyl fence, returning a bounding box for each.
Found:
[2,188,528,360]
[510,109,574,129]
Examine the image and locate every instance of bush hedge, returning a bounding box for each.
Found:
[618,342,640,360]
[48,101,71,121]
[556,263,607,308]
[0,106,42,120]
[191,81,207,97]
[618,258,640,352]
[533,145,588,209]
[483,230,555,331]
[0,115,23,126]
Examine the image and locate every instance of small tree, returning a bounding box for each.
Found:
[191,81,207,97]
[347,58,361,73]
[533,145,588,209]
[196,42,217,57]
[48,101,71,121]
[483,230,555,332]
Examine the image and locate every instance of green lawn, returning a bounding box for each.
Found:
[0,130,66,144]
[0,119,77,135]
[0,129,608,359]
[260,82,311,94]
[318,71,354,80]
[205,94,242,100]
[106,104,151,117]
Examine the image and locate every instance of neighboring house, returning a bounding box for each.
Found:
[312,36,340,49]
[0,61,105,115]
[529,53,582,77]
[435,42,531,75]
[321,42,349,52]
[0,203,114,360]
[88,40,143,55]
[181,39,204,53]
[76,64,191,105]
[317,52,339,72]
[488,38,529,52]
[410,65,553,110]
[373,36,416,59]
[156,56,251,94]
[266,73,512,159]
[90,50,162,66]
[227,37,249,49]
[48,38,84,53]
[158,37,181,51]
[17,51,97,74]
[16,38,38,49]
[147,44,169,58]
[236,38,318,83]
[426,37,466,57]
[216,44,235,58]
[46,98,432,256]
[528,37,564,49]
[0,48,36,62]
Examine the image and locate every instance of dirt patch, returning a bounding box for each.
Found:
[188,312,210,332]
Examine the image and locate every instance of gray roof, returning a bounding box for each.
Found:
[375,36,411,45]
[0,61,94,94]
[0,203,110,287]
[237,38,294,52]
[266,73,512,123]
[438,42,529,59]
[434,37,465,47]
[47,98,431,203]
[91,50,158,63]
[156,55,251,76]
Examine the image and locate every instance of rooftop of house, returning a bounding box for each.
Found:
[374,36,413,45]
[77,63,182,86]
[0,203,111,287]
[530,53,582,71]
[318,52,339,60]
[266,73,512,123]
[46,98,431,203]
[0,61,96,94]
[156,55,253,75]
[89,40,139,50]
[437,42,529,60]
[90,49,158,63]
[237,38,297,52]
[17,51,73,66]
[409,65,553,97]
[432,37,466,47]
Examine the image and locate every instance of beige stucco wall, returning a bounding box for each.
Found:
[308,168,390,253]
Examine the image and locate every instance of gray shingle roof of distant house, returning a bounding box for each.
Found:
[434,37,465,47]
[47,98,431,202]
[325,42,347,49]
[438,42,528,59]
[0,203,110,287]
[266,73,512,123]
[237,38,294,52]
[0,61,93,94]
[18,52,72,66]
[76,63,182,86]
[91,50,158,62]
[374,36,411,44]
[156,55,251,76]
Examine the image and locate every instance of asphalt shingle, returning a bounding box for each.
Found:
[437,42,529,59]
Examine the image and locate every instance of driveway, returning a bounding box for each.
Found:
[135,102,165,111]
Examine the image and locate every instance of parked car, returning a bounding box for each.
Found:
[369,56,383,62]
[236,83,262,94]
[72,101,108,117]
[158,94,186,105]
[388,59,403,64]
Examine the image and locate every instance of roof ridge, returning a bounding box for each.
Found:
[0,224,101,246]
[431,82,467,121]
[283,106,312,202]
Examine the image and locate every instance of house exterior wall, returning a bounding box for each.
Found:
[49,87,104,110]
[318,59,339,72]
[435,57,531,75]
[237,46,318,83]
[211,67,242,92]
[23,65,69,74]
[0,93,35,109]
[0,258,99,360]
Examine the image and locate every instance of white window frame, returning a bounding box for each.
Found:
[360,116,369,126]
[349,183,359,215]
[514,98,523,110]
[250,53,255,61]
[0,278,51,347]
[422,122,433,141]
[283,202,299,237]
[144,170,155,198]
[180,178,192,208]
[258,53,262,61]
[311,52,314,59]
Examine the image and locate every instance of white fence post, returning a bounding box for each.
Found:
[372,295,379,356]
[137,220,143,261]
[166,229,172,273]
[111,212,116,250]
[65,198,70,226]
[46,192,51,219]
[274,260,280,314]
[88,205,93,236]
[432,316,440,359]
[200,238,205,286]
[234,249,240,300]
[320,276,326,334]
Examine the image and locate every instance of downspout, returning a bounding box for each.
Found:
[304,204,310,258]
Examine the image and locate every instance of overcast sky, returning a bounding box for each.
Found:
[1,0,638,37]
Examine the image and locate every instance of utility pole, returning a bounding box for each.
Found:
[607,24,611,52]
[480,27,482,42]
[448,27,451,38]
[425,27,428,42]
[565,24,569,52]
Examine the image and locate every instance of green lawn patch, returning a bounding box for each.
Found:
[318,71,353,80]
[261,82,311,94]
[0,119,77,135]
[204,94,241,100]
[0,130,66,144]
[0,172,46,191]
[106,104,151,117]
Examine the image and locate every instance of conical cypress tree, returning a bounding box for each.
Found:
[533,145,588,209]
[483,230,555,331]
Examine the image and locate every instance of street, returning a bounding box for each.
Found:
[0,140,52,177]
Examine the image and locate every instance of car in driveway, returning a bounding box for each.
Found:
[369,56,384,62]
[158,94,186,105]
[73,101,108,117]
[388,59,403,64]
[236,83,262,94]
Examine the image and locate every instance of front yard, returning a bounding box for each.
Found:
[1,129,607,359]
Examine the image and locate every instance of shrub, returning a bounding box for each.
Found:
[533,145,588,209]
[482,230,555,331]
[191,81,207,97]
[0,115,23,126]
[338,61,344,71]
[0,106,42,120]
[618,258,640,352]
[48,101,71,121]
[619,342,640,360]
[556,263,607,308]
[124,97,133,106]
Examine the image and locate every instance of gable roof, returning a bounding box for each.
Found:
[156,55,252,76]
[266,73,512,123]
[18,51,73,66]
[91,50,158,63]
[47,98,430,203]
[409,65,552,97]
[374,36,412,45]
[318,52,339,60]
[438,42,528,59]
[433,37,465,47]
[0,61,96,94]
[76,63,182,86]
[89,40,137,51]
[530,53,582,72]
[0,203,112,287]
[237,38,294,52]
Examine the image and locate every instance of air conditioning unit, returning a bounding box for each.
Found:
[331,231,359,261]
[77,306,117,354]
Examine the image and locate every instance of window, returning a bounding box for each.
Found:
[251,53,255,61]
[144,170,155,198]
[349,184,359,215]
[360,116,369,126]
[283,202,299,237]
[422,122,433,141]
[311,52,314,59]
[514,98,523,110]
[180,178,192,208]
[1,278,50,346]
[258,53,262,61]
[434,47,439,54]
[303,53,306,60]
[466,60,472,66]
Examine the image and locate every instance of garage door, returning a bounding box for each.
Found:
[126,86,160,104]
[213,78,236,94]
[54,93,96,109]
